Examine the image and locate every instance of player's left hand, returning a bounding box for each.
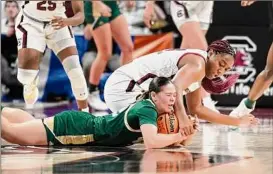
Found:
[51,16,68,30]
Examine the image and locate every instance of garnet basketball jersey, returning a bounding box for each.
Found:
[20,1,67,21]
[118,49,207,91]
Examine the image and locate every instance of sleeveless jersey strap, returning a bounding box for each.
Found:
[124,104,141,133]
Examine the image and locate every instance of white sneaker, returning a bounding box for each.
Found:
[23,77,39,105]
[202,96,220,113]
[88,91,108,111]
[229,98,255,131]
[229,98,255,117]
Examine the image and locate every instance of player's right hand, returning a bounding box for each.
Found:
[179,118,195,136]
[189,115,200,131]
[93,1,112,17]
[238,114,259,126]
[83,24,93,40]
[241,1,255,7]
[143,2,155,28]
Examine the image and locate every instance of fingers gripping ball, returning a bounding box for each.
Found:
[181,115,199,146]
[157,113,179,134]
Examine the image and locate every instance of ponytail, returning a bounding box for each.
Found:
[136,91,150,101]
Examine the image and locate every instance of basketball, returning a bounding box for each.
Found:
[157,113,179,134]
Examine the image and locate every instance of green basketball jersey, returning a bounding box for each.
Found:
[43,99,158,146]
[93,99,158,146]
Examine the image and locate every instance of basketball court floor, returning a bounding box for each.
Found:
[1,102,272,174]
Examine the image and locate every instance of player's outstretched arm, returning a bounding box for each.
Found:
[140,124,185,149]
[186,89,259,126]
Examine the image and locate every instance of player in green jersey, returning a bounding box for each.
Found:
[84,1,134,110]
[1,77,188,148]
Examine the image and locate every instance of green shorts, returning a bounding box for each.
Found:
[84,1,121,29]
[42,111,96,145]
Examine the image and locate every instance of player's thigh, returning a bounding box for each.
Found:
[46,26,76,59]
[92,23,113,58]
[197,1,214,31]
[2,107,35,123]
[11,120,47,145]
[170,1,200,31]
[110,15,134,52]
[15,16,45,69]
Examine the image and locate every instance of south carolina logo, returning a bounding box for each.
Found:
[222,36,257,84]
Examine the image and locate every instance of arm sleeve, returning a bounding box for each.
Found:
[137,106,158,127]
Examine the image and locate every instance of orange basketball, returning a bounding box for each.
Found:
[157,113,179,134]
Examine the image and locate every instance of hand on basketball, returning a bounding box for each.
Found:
[239,114,259,127]
[241,1,255,7]
[51,16,68,30]
[189,115,200,131]
[143,2,155,28]
[179,118,195,136]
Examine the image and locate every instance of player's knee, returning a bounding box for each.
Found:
[62,55,88,100]
[17,68,39,85]
[98,50,112,61]
[18,49,40,68]
[120,42,134,54]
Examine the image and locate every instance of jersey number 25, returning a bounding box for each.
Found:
[37,1,56,11]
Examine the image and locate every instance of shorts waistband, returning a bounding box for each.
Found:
[23,11,51,26]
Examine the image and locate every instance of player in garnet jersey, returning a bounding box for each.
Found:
[15,1,89,112]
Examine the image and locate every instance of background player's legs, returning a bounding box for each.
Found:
[179,22,208,50]
[230,43,273,116]
[248,43,273,102]
[88,23,112,110]
[57,46,89,112]
[110,15,134,65]
[1,116,47,145]
[1,107,35,123]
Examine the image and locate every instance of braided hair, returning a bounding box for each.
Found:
[202,40,239,94]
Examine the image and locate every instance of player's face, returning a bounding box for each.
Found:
[206,51,234,79]
[5,2,19,19]
[153,83,177,114]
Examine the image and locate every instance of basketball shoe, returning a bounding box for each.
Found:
[23,76,39,106]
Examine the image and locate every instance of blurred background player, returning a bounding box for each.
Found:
[1,1,22,99]
[144,1,219,112]
[230,0,273,116]
[84,1,135,110]
[15,1,89,112]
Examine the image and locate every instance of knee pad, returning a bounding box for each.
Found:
[62,55,88,100]
[17,68,39,85]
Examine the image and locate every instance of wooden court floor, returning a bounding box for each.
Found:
[1,103,272,174]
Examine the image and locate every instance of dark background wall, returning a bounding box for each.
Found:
[207,1,273,107]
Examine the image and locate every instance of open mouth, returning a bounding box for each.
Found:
[168,104,174,111]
